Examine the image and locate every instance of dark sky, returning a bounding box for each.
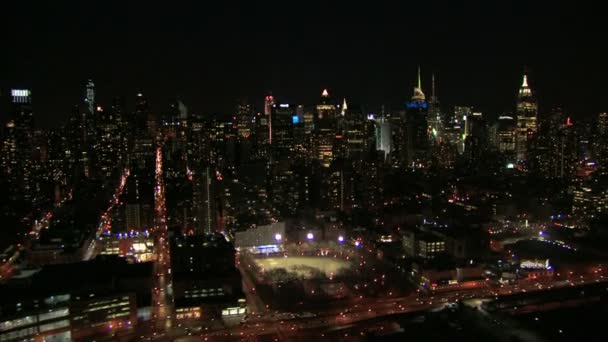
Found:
[1,1,606,127]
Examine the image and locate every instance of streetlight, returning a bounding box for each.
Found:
[307,233,314,241]
[275,233,282,242]
[338,235,344,243]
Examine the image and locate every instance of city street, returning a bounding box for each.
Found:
[151,145,174,333]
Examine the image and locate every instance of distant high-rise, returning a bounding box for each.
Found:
[594,112,608,167]
[515,73,538,162]
[85,79,95,117]
[193,166,216,234]
[496,115,517,157]
[264,94,274,116]
[134,93,150,137]
[97,105,120,178]
[314,89,337,167]
[405,66,429,166]
[0,120,18,196]
[236,99,253,139]
[463,112,486,162]
[264,95,274,144]
[83,80,98,148]
[6,89,34,201]
[530,108,577,178]
[427,73,442,143]
[271,103,295,157]
[375,114,393,160]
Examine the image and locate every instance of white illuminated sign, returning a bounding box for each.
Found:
[11,89,30,97]
[520,259,550,270]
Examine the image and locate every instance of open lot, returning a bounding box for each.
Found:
[254,256,352,279]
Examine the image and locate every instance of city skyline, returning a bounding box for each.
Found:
[2,2,606,126]
[2,2,608,341]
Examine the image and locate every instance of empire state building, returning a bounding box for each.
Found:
[515,74,538,162]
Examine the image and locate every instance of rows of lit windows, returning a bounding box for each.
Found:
[38,308,69,322]
[82,302,130,313]
[0,326,36,341]
[0,316,35,332]
[221,307,246,316]
[185,288,224,299]
[38,319,69,333]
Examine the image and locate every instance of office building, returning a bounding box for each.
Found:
[171,234,246,319]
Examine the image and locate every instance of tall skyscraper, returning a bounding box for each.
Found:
[236,99,253,140]
[594,112,608,167]
[405,66,429,166]
[83,80,98,149]
[515,74,538,162]
[530,108,578,179]
[314,89,337,167]
[97,105,120,178]
[0,120,18,197]
[463,112,486,162]
[5,89,35,201]
[427,73,442,143]
[264,95,274,145]
[375,113,393,161]
[134,93,150,137]
[85,79,95,118]
[496,115,517,157]
[271,103,295,157]
[193,166,216,234]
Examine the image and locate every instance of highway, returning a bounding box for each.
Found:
[160,267,608,340]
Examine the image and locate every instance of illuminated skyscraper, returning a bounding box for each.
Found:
[375,113,393,160]
[83,79,98,149]
[427,73,442,143]
[97,105,120,178]
[134,93,150,137]
[594,112,608,167]
[463,112,486,162]
[236,99,253,140]
[264,94,274,116]
[193,166,216,234]
[5,89,35,201]
[496,115,517,157]
[405,66,429,166]
[530,108,577,178]
[314,89,337,167]
[85,79,95,117]
[515,74,538,162]
[264,94,274,144]
[271,103,295,157]
[130,93,154,171]
[0,120,18,198]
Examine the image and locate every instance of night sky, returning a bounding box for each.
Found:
[1,2,606,127]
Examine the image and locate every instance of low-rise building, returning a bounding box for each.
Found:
[0,256,152,341]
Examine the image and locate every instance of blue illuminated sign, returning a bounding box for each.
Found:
[292,115,300,124]
[406,102,428,109]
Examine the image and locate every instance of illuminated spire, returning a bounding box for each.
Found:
[411,66,425,102]
[431,72,436,98]
[322,89,329,97]
[518,73,532,97]
[341,98,348,116]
